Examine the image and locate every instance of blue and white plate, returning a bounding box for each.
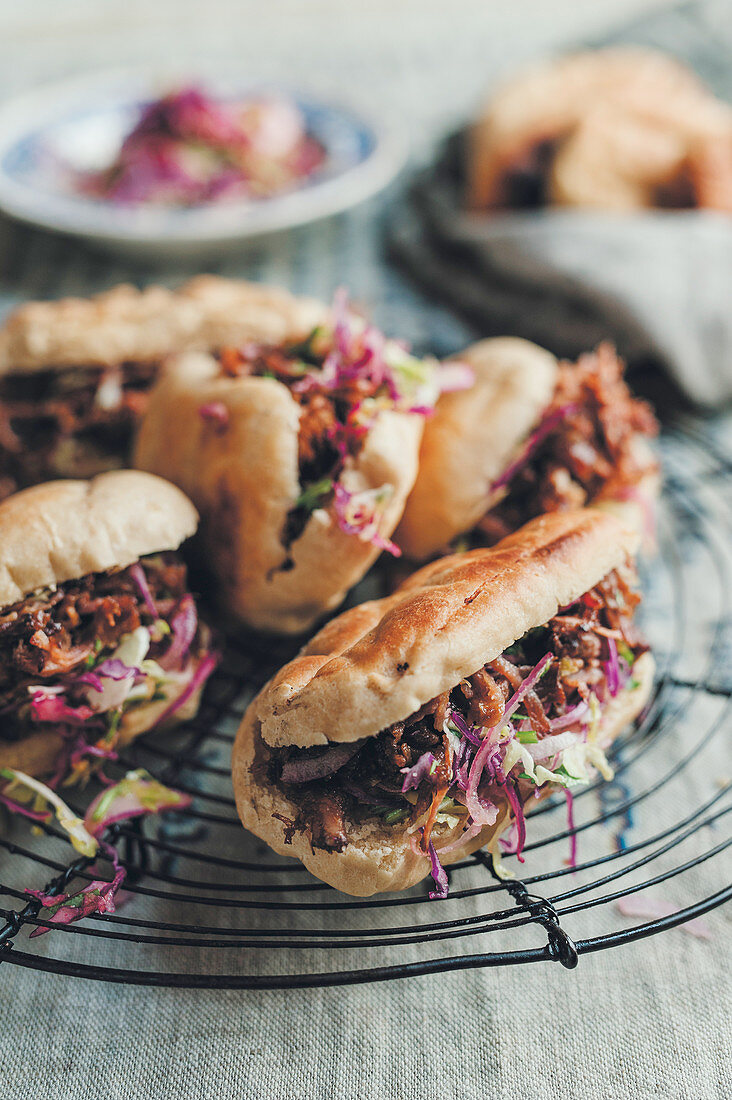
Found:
[0,69,405,259]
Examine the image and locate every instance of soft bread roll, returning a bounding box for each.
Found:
[233,652,653,896]
[0,470,197,608]
[232,509,652,894]
[252,509,638,749]
[134,352,424,634]
[549,107,689,210]
[468,47,722,210]
[394,338,558,560]
[0,276,325,373]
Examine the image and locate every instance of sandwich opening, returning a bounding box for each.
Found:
[217,336,367,553]
[214,295,448,563]
[472,344,658,547]
[0,553,215,785]
[266,560,650,893]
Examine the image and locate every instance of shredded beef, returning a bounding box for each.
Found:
[299,790,348,853]
[0,553,191,741]
[0,362,157,500]
[476,345,658,546]
[295,394,341,483]
[216,339,376,554]
[463,667,508,727]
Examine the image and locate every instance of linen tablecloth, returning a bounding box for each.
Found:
[0,3,730,1098]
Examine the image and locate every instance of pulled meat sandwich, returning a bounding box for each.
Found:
[0,276,323,499]
[232,509,654,896]
[0,471,215,781]
[134,291,471,633]
[395,338,658,561]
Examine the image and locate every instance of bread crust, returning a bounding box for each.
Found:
[394,338,558,560]
[252,509,638,749]
[0,276,325,373]
[134,351,424,634]
[0,470,197,609]
[232,652,654,896]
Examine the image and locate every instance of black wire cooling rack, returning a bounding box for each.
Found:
[0,420,730,989]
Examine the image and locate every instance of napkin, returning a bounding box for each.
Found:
[388,131,732,413]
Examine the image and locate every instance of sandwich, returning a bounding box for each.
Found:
[0,470,215,782]
[134,291,468,633]
[232,509,654,896]
[468,47,732,212]
[0,276,323,499]
[395,339,658,561]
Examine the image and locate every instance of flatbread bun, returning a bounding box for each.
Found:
[0,471,198,610]
[232,645,653,896]
[395,337,558,560]
[0,471,202,777]
[253,509,638,750]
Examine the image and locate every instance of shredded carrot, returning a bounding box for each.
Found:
[421,785,449,853]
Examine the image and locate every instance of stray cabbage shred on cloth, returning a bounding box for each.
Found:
[0,767,191,936]
[272,562,650,898]
[209,289,474,559]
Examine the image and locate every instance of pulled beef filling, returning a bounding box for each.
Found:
[0,554,195,743]
[475,345,658,546]
[271,564,647,853]
[217,340,383,551]
[0,362,156,501]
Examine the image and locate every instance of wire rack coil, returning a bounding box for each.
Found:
[0,422,730,989]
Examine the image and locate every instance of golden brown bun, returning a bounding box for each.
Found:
[134,352,423,634]
[0,662,206,778]
[468,47,732,211]
[251,509,638,750]
[0,471,197,609]
[0,276,325,373]
[394,338,558,560]
[232,649,653,897]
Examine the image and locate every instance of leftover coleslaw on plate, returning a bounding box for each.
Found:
[0,68,405,258]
